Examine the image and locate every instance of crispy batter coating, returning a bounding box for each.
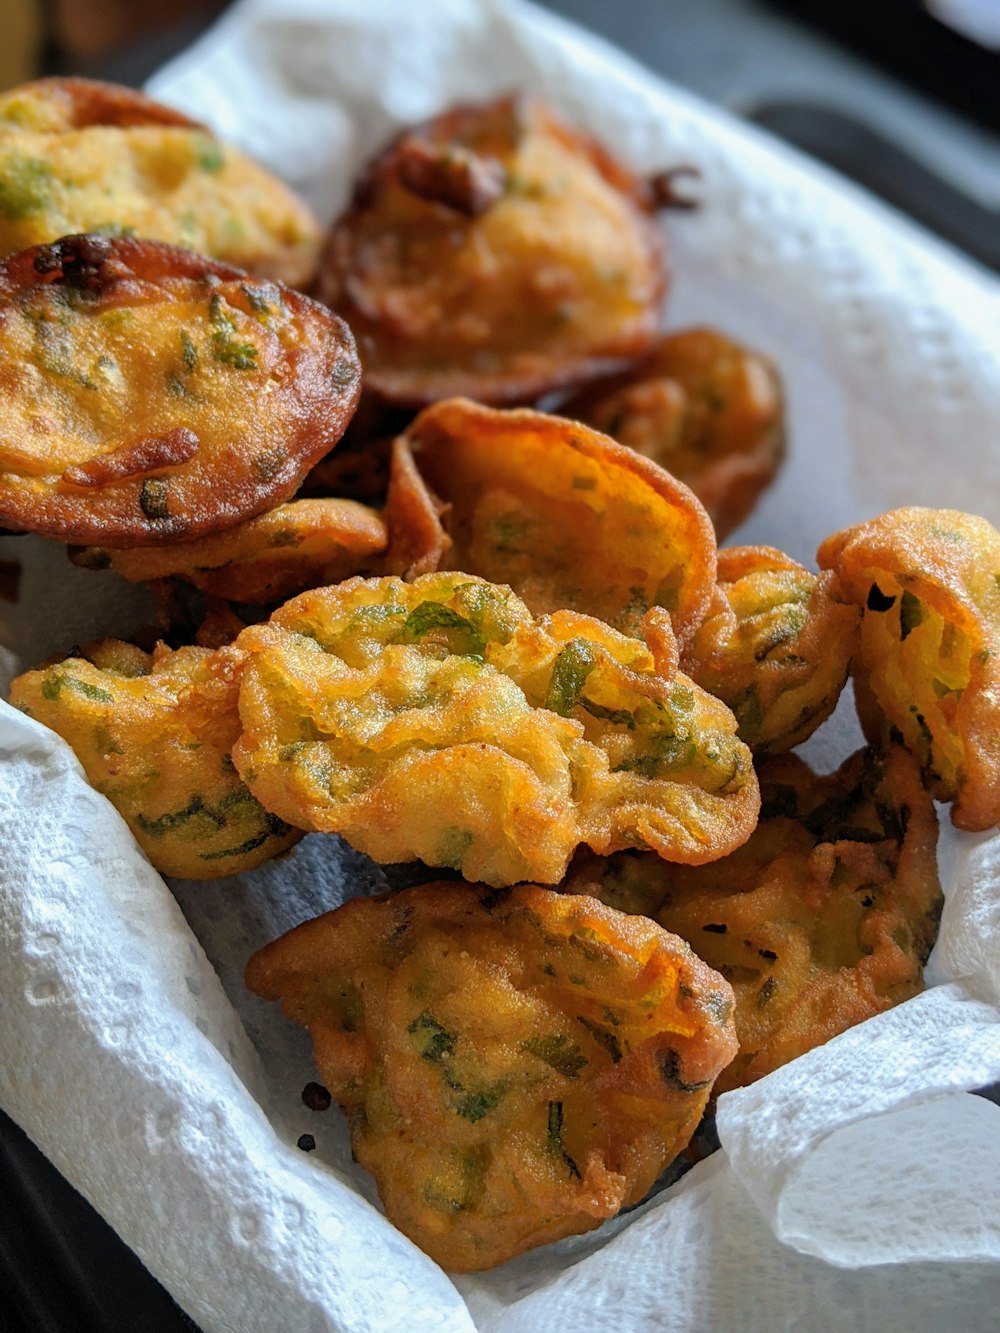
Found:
[0,78,321,286]
[398,398,717,644]
[9,638,300,879]
[818,507,1000,830]
[318,96,667,406]
[567,746,941,1094]
[69,498,388,604]
[245,882,737,1270]
[562,328,785,539]
[232,573,758,885]
[0,235,360,546]
[680,546,860,752]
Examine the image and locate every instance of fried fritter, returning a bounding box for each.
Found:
[397,398,717,644]
[318,96,667,406]
[9,637,300,879]
[0,78,320,286]
[0,235,360,546]
[818,507,1000,830]
[562,328,785,539]
[567,746,941,1094]
[232,573,758,885]
[680,546,860,752]
[69,498,388,604]
[245,881,737,1270]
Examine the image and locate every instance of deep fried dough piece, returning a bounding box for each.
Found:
[69,499,387,604]
[0,235,360,546]
[397,398,717,644]
[232,574,758,885]
[9,638,300,879]
[680,546,860,752]
[567,746,941,1094]
[245,882,737,1270]
[818,507,1000,830]
[563,328,785,539]
[0,78,320,286]
[318,96,667,406]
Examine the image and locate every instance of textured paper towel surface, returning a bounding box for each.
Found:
[2,0,1000,1329]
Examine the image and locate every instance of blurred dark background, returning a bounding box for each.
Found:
[1,2,999,1330]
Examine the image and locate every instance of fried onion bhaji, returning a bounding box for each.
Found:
[245,882,738,1270]
[69,498,388,604]
[9,638,300,879]
[0,234,360,546]
[231,573,758,885]
[0,78,320,286]
[566,745,941,1095]
[818,507,1000,830]
[317,96,668,407]
[680,546,860,752]
[562,328,786,540]
[397,398,717,643]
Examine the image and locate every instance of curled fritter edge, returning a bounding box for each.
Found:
[566,745,941,1095]
[562,327,786,540]
[317,95,667,407]
[9,638,301,879]
[0,77,321,286]
[245,882,738,1271]
[0,235,360,546]
[231,573,759,886]
[818,506,1000,831]
[396,398,717,645]
[680,545,860,752]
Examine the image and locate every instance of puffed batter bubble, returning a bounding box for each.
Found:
[397,398,717,644]
[680,545,860,752]
[567,745,941,1094]
[9,638,300,879]
[232,573,758,885]
[245,882,737,1270]
[818,506,1000,830]
[0,77,321,286]
[0,235,360,546]
[317,96,667,406]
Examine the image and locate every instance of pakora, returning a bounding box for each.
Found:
[317,96,667,406]
[245,881,738,1270]
[563,328,785,539]
[69,498,388,604]
[567,745,941,1095]
[0,234,360,545]
[0,78,321,286]
[9,637,300,879]
[232,573,758,885]
[398,398,717,644]
[818,506,1000,830]
[680,545,860,752]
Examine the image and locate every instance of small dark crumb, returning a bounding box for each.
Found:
[702,922,727,934]
[649,165,701,210]
[302,1081,332,1112]
[297,1133,316,1152]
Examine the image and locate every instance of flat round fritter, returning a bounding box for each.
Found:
[245,882,737,1270]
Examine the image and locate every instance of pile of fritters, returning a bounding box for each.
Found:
[7,78,996,1274]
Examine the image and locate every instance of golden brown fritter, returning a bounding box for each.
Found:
[567,746,941,1094]
[397,398,717,644]
[69,498,388,604]
[818,507,1000,830]
[0,78,321,286]
[562,328,785,540]
[0,235,360,546]
[9,637,300,879]
[680,546,860,752]
[318,96,667,406]
[245,881,738,1270]
[231,573,758,885]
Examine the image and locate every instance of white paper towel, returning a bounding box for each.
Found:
[2,1,1000,1329]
